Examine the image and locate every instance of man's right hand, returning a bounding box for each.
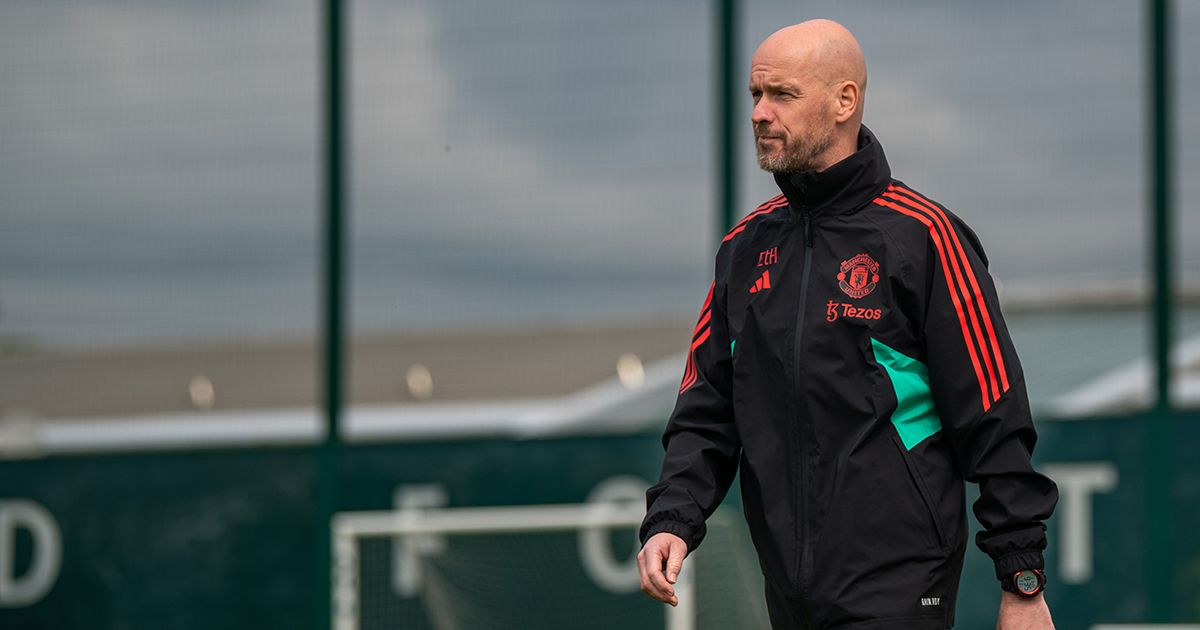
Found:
[637,532,688,607]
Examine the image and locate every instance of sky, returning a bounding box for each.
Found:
[1,0,1196,348]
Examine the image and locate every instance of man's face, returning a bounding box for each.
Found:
[749,56,836,174]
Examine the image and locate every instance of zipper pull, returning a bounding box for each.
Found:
[802,212,813,247]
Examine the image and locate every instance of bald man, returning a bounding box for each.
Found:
[638,20,1058,629]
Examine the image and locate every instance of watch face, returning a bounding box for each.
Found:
[1015,570,1041,595]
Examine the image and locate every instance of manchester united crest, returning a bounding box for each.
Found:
[837,253,880,299]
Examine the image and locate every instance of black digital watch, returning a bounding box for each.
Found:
[1001,569,1046,598]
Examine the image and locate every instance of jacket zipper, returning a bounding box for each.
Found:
[792,210,814,592]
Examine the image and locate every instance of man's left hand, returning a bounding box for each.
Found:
[996,591,1054,629]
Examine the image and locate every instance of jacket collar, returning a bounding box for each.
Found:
[773,124,891,218]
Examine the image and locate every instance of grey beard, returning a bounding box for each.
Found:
[757,150,810,173]
[755,133,834,174]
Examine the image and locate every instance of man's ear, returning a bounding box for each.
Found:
[834,81,860,123]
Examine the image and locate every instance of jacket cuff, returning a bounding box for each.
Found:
[991,550,1045,581]
[639,519,697,551]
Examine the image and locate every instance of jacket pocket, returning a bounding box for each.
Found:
[890,435,947,550]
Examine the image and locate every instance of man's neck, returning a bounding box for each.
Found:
[813,127,861,172]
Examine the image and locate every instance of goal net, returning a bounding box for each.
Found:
[331,494,769,629]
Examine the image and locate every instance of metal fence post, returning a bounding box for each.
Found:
[317,0,346,628]
[715,0,739,236]
[1146,0,1174,621]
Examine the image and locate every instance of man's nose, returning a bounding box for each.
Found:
[751,100,772,125]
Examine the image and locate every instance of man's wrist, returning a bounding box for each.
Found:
[1001,590,1044,604]
[639,520,695,549]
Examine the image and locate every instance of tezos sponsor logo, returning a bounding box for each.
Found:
[826,301,882,323]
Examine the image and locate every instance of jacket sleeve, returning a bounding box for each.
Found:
[639,249,740,552]
[915,212,1059,581]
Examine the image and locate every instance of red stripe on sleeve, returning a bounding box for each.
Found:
[681,282,717,393]
[680,328,712,393]
[722,197,788,243]
[883,189,1001,402]
[693,309,712,338]
[873,197,992,411]
[891,185,1010,393]
[679,353,696,393]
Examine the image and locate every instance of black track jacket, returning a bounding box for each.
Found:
[641,127,1058,629]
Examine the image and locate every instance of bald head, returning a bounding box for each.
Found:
[758,20,867,103]
[749,20,868,173]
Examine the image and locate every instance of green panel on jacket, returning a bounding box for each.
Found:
[871,337,943,450]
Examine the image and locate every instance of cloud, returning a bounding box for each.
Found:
[2,0,1197,345]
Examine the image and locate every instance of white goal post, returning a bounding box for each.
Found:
[331,502,696,630]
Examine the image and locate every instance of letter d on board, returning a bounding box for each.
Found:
[0,499,62,607]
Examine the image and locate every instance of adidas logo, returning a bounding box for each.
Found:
[749,270,772,294]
